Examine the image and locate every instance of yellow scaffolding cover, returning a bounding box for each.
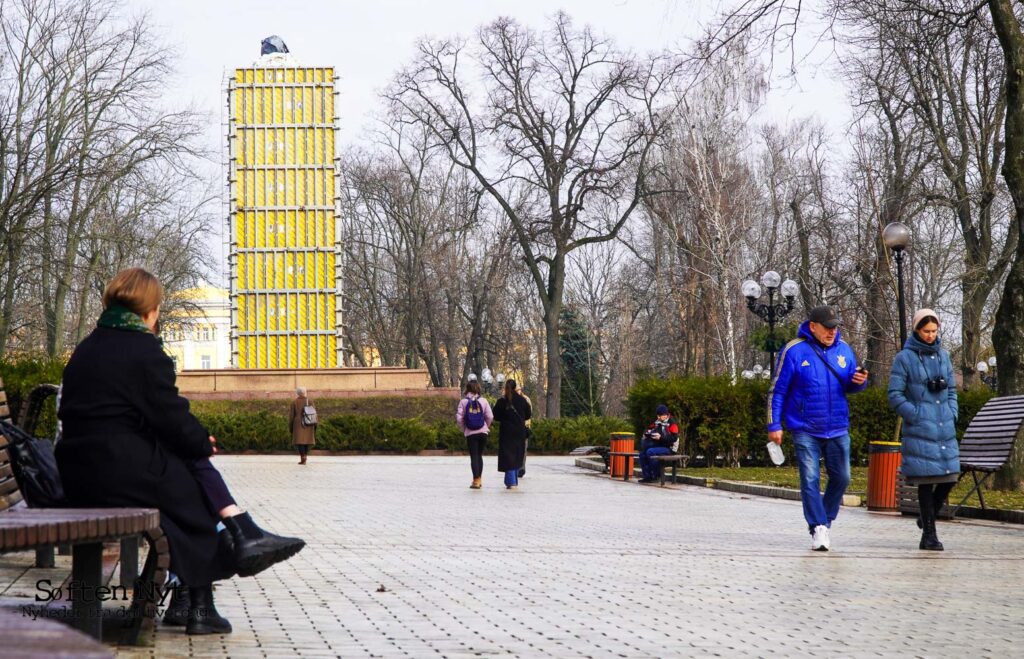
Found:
[227,65,342,368]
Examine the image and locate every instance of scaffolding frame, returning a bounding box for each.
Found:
[226,65,344,369]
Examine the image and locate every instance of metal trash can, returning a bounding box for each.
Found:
[609,432,635,478]
[867,441,902,511]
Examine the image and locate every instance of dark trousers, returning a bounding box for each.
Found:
[297,445,309,456]
[187,457,237,515]
[918,482,956,523]
[466,433,487,478]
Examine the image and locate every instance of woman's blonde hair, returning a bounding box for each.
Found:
[102,268,163,316]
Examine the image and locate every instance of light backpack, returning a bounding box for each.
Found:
[301,397,318,427]
[464,397,486,430]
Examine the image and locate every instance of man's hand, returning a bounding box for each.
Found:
[851,369,869,386]
[768,430,783,445]
[651,433,660,439]
[209,435,218,455]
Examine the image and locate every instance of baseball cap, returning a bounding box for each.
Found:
[808,305,840,329]
[655,404,669,415]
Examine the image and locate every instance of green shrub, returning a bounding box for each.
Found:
[0,353,66,437]
[627,377,997,467]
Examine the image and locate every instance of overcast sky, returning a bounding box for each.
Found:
[134,0,847,143]
[128,0,848,277]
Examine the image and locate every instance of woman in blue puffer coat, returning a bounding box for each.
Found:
[888,308,959,551]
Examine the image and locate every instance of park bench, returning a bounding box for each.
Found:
[0,378,168,646]
[898,394,1024,518]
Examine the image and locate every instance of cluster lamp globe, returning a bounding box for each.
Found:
[741,279,761,299]
[976,361,988,374]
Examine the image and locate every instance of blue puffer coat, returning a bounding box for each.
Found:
[887,333,959,478]
[767,321,867,438]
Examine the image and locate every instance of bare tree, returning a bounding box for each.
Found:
[0,0,214,356]
[387,12,685,417]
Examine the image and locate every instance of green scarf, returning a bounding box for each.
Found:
[97,304,152,333]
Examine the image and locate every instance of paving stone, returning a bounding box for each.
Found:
[2,455,1023,657]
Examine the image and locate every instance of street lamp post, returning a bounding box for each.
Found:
[740,364,771,381]
[882,222,912,346]
[977,356,997,390]
[742,271,800,378]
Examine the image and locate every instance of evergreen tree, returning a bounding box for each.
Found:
[559,307,601,417]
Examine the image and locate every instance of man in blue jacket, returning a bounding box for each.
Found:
[768,305,869,551]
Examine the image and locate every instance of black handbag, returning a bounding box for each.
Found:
[0,420,67,507]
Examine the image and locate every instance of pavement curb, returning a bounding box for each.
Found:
[574,456,862,507]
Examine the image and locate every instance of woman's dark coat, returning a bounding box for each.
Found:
[492,393,531,472]
[56,326,231,586]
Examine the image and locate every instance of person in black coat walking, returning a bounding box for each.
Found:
[492,379,531,489]
[56,268,303,635]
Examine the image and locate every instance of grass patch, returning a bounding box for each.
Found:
[678,466,1024,510]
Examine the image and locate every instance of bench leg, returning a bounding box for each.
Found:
[671,463,678,484]
[35,545,55,568]
[120,536,139,586]
[122,527,168,646]
[71,542,104,641]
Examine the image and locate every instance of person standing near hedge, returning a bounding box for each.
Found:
[456,379,494,489]
[887,309,959,551]
[289,386,316,465]
[767,305,869,551]
[493,379,531,490]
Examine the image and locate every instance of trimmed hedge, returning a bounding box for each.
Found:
[627,377,996,467]
[194,401,631,455]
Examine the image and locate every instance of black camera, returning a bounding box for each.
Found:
[926,376,948,392]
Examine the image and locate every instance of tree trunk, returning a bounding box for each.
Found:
[543,255,565,418]
[989,0,1024,490]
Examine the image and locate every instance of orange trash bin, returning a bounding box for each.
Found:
[609,432,635,478]
[867,441,902,511]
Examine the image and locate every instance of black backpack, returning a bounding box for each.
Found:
[0,420,66,507]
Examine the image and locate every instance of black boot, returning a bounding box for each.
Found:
[918,492,944,551]
[186,584,232,635]
[222,512,305,578]
[162,585,189,626]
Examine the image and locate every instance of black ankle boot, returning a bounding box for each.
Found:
[222,512,305,578]
[162,585,189,626]
[919,515,944,551]
[186,584,232,635]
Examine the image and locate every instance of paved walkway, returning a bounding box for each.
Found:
[3,455,1024,657]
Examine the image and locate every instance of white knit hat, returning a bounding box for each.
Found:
[912,308,940,330]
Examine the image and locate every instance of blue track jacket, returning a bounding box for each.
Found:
[767,321,868,438]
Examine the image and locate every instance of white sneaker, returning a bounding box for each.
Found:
[811,525,831,551]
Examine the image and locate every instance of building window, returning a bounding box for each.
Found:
[202,327,211,342]
[201,355,211,369]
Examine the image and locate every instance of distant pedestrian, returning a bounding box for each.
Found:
[517,386,533,478]
[289,387,316,465]
[887,309,959,551]
[493,379,531,489]
[456,379,494,489]
[638,404,679,484]
[768,305,869,551]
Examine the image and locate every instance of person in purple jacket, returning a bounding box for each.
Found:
[456,378,494,489]
[767,305,869,551]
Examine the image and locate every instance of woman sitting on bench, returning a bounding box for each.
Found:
[56,268,304,635]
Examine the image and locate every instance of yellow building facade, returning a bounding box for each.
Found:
[227,60,343,368]
[162,285,232,371]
